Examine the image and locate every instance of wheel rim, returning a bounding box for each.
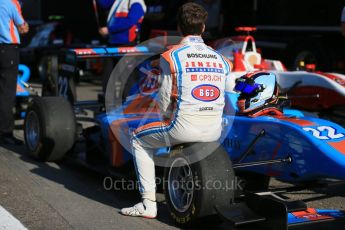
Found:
[168,157,194,213]
[25,111,40,151]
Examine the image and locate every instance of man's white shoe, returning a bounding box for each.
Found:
[120,199,157,218]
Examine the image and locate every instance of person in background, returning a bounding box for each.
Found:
[97,0,146,46]
[140,0,166,40]
[341,6,345,37]
[0,0,29,145]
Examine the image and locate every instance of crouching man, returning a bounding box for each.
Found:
[120,2,234,218]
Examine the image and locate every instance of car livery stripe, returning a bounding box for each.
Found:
[107,46,149,53]
[109,117,140,167]
[272,116,317,127]
[328,139,345,155]
[315,71,345,87]
[290,208,334,222]
[123,94,160,114]
[267,142,282,177]
[71,46,150,57]
[74,48,97,55]
[288,209,345,224]
[109,116,159,166]
[109,125,124,167]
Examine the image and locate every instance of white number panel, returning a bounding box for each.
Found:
[303,126,345,140]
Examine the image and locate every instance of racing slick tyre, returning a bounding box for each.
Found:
[41,55,59,96]
[164,142,235,227]
[24,97,76,162]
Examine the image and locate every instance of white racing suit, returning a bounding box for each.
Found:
[132,36,234,201]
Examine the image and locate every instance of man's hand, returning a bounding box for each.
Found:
[99,27,109,37]
[17,22,29,34]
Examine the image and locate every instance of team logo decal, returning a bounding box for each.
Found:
[139,69,160,95]
[191,75,197,81]
[191,84,220,102]
[118,47,139,53]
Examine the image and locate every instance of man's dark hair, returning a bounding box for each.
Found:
[177,3,208,36]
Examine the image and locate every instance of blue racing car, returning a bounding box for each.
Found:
[23,46,345,229]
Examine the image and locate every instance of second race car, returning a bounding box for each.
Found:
[213,27,345,126]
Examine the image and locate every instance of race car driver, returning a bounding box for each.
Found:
[97,0,146,45]
[120,2,234,218]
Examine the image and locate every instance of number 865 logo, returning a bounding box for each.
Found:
[303,126,345,140]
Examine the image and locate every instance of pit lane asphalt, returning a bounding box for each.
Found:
[1,82,345,229]
[0,138,179,229]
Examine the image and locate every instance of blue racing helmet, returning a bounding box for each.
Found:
[235,71,282,117]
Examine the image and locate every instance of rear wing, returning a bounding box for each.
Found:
[64,46,155,60]
[58,45,159,103]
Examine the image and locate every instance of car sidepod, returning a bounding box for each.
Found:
[222,114,345,182]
